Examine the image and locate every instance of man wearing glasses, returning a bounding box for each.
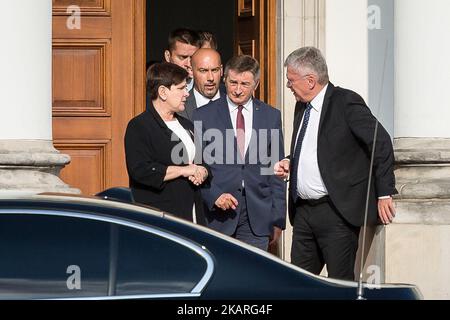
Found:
[274,47,396,280]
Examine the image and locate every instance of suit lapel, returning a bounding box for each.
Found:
[246,99,263,162]
[217,95,234,129]
[183,90,197,121]
[290,101,306,156]
[318,82,334,134]
[215,96,242,163]
[147,103,190,164]
[289,83,335,156]
[251,99,263,129]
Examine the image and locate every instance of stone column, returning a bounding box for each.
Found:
[279,0,326,262]
[0,0,79,194]
[363,0,450,299]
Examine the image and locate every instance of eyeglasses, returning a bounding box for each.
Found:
[286,74,313,87]
[286,78,298,87]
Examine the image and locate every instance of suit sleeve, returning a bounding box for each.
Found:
[124,120,168,191]
[270,111,287,229]
[192,109,225,210]
[344,93,397,197]
[181,116,213,184]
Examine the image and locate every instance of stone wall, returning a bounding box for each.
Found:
[362,138,450,299]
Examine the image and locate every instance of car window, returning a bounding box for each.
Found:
[114,223,207,296]
[0,214,110,299]
[0,212,209,299]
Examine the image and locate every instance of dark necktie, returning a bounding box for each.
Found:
[236,105,245,159]
[290,102,313,201]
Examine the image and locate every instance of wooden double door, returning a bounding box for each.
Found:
[52,0,276,195]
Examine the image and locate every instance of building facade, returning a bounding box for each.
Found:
[1,0,449,299]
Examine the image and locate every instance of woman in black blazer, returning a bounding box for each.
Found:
[125,62,209,225]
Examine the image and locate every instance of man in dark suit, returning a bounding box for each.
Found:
[193,55,286,250]
[164,28,201,92]
[274,47,396,280]
[178,48,225,121]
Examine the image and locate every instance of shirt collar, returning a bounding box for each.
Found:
[186,79,194,92]
[226,96,253,112]
[310,83,329,112]
[193,88,221,108]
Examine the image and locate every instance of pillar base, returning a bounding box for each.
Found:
[360,138,450,299]
[0,140,80,194]
[395,137,450,199]
[362,201,450,300]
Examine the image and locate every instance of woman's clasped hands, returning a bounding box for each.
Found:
[183,164,208,186]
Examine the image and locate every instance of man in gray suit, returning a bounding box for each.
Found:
[178,48,224,121]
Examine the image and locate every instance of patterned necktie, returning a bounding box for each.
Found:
[290,102,313,201]
[236,105,245,159]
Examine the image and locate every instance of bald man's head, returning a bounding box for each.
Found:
[191,48,223,99]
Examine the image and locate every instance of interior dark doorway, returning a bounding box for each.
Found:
[146,0,236,67]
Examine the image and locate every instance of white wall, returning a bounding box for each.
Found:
[325,0,368,101]
[368,0,395,137]
[0,0,52,140]
[395,0,450,138]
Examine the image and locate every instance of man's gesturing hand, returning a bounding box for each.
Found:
[274,159,290,180]
[215,193,239,211]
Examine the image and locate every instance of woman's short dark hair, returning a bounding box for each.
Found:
[146,62,189,100]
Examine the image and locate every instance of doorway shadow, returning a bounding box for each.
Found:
[146,0,236,66]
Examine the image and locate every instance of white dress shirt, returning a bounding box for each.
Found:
[294,84,329,200]
[164,119,197,223]
[187,79,194,92]
[227,96,253,154]
[193,88,221,108]
[164,119,196,163]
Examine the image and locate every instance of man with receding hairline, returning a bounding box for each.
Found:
[274,47,396,280]
[178,48,224,120]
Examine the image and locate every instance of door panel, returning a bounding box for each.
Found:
[235,0,277,106]
[52,0,111,14]
[52,0,145,195]
[52,40,112,116]
[57,142,110,197]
